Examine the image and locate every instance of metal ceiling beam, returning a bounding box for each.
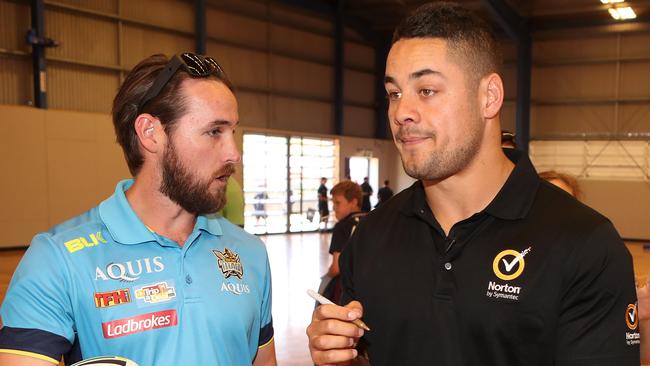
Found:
[482,0,531,153]
[194,0,206,54]
[335,0,345,136]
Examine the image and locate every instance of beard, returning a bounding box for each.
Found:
[160,141,234,215]
[395,119,483,181]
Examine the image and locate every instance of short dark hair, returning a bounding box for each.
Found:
[330,181,363,209]
[112,54,233,176]
[392,2,502,84]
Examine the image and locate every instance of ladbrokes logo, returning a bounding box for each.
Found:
[492,247,531,281]
[102,310,177,339]
[95,289,131,308]
[213,248,244,279]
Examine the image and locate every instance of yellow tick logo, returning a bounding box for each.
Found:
[492,247,531,281]
[626,303,639,330]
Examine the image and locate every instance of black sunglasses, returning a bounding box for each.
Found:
[137,52,225,114]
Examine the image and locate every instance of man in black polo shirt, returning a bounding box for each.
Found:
[306,2,639,365]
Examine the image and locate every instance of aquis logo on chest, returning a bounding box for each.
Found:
[95,256,165,282]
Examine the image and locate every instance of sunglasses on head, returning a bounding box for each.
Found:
[137,52,225,115]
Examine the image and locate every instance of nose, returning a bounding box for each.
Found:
[391,92,419,126]
[223,132,241,164]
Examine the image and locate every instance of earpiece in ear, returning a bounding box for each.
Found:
[145,127,154,135]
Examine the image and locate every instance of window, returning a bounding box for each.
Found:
[243,134,338,234]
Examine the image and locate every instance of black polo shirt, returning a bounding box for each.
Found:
[340,149,639,366]
[330,211,365,254]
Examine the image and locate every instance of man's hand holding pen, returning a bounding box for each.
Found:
[307,301,366,365]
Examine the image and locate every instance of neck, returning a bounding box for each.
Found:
[423,144,514,236]
[125,169,197,246]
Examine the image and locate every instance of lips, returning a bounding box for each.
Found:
[214,164,235,181]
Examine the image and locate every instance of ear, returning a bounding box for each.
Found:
[480,73,504,120]
[134,113,163,154]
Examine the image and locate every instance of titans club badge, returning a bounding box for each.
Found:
[212,248,244,279]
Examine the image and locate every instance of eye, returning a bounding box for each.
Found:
[206,128,222,137]
[419,89,436,97]
[386,91,402,101]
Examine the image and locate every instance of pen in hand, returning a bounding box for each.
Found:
[307,289,371,331]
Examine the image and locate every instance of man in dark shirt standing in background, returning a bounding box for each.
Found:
[360,177,373,212]
[317,177,329,231]
[307,2,639,366]
[375,180,394,207]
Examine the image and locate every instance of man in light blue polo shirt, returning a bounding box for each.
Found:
[0,53,276,366]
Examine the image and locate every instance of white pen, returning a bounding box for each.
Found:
[307,289,370,331]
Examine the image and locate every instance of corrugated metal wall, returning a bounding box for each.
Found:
[0,0,378,137]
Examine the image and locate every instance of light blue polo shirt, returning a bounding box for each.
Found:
[0,180,273,365]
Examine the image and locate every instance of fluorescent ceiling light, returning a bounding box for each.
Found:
[608,6,637,20]
[601,0,625,4]
[617,6,637,19]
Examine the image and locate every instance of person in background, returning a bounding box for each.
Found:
[539,170,582,200]
[219,176,245,228]
[317,177,330,232]
[360,177,373,213]
[306,3,638,365]
[0,53,275,366]
[321,181,365,305]
[376,180,394,207]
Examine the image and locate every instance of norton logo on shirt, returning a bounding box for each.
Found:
[95,256,165,282]
[213,248,244,279]
[626,303,641,345]
[486,247,531,301]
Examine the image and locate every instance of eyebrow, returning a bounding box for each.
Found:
[207,119,238,128]
[384,68,444,85]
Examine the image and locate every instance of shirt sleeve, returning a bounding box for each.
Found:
[554,221,639,365]
[258,252,274,347]
[0,233,75,362]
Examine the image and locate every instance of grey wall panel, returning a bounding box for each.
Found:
[122,25,194,68]
[620,33,650,58]
[237,91,269,129]
[121,0,193,33]
[46,8,119,66]
[207,42,269,89]
[270,24,333,62]
[270,96,333,135]
[57,0,118,14]
[533,36,618,61]
[344,69,374,105]
[619,62,650,98]
[270,56,333,100]
[342,106,375,138]
[619,103,650,132]
[0,0,31,52]
[533,64,617,100]
[0,55,32,106]
[531,104,616,137]
[206,7,268,49]
[269,5,332,34]
[344,42,374,70]
[48,63,120,113]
